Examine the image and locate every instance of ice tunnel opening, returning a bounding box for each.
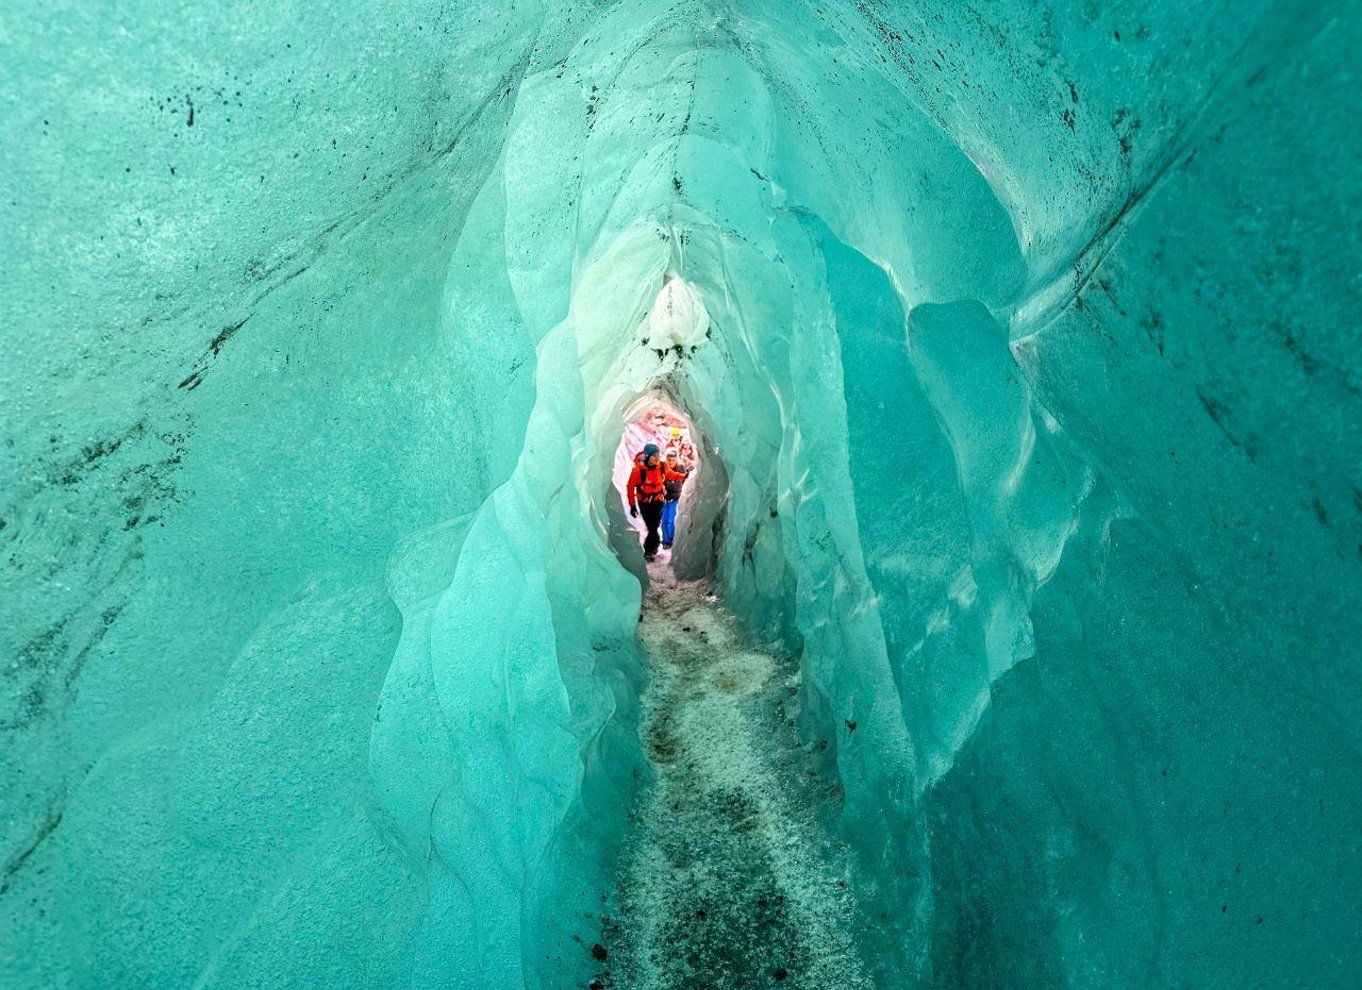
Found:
[610,394,706,568]
[595,373,740,587]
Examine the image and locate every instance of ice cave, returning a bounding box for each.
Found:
[2,1,1359,987]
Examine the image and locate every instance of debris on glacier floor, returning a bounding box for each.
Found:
[596,565,874,990]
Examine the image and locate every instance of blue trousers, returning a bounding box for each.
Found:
[661,499,679,545]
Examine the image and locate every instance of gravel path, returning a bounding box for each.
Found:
[592,563,875,990]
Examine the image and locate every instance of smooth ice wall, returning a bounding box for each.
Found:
[4,0,1361,988]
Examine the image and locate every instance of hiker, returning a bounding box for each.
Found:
[660,451,689,549]
[627,444,684,561]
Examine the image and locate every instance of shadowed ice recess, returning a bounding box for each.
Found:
[2,1,1360,988]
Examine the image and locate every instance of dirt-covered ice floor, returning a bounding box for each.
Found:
[594,558,874,989]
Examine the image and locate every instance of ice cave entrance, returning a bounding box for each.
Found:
[613,397,702,564]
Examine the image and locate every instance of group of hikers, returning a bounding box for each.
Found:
[626,440,693,562]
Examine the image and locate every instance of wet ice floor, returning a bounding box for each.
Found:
[597,557,874,990]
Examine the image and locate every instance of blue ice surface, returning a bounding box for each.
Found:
[2,1,1359,987]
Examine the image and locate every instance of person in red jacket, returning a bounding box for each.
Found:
[628,443,685,561]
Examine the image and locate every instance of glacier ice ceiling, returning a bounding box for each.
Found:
[2,0,1360,987]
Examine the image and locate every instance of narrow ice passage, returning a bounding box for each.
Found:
[608,569,871,989]
[3,2,1361,989]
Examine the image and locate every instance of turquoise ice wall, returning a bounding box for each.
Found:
[3,1,1359,987]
